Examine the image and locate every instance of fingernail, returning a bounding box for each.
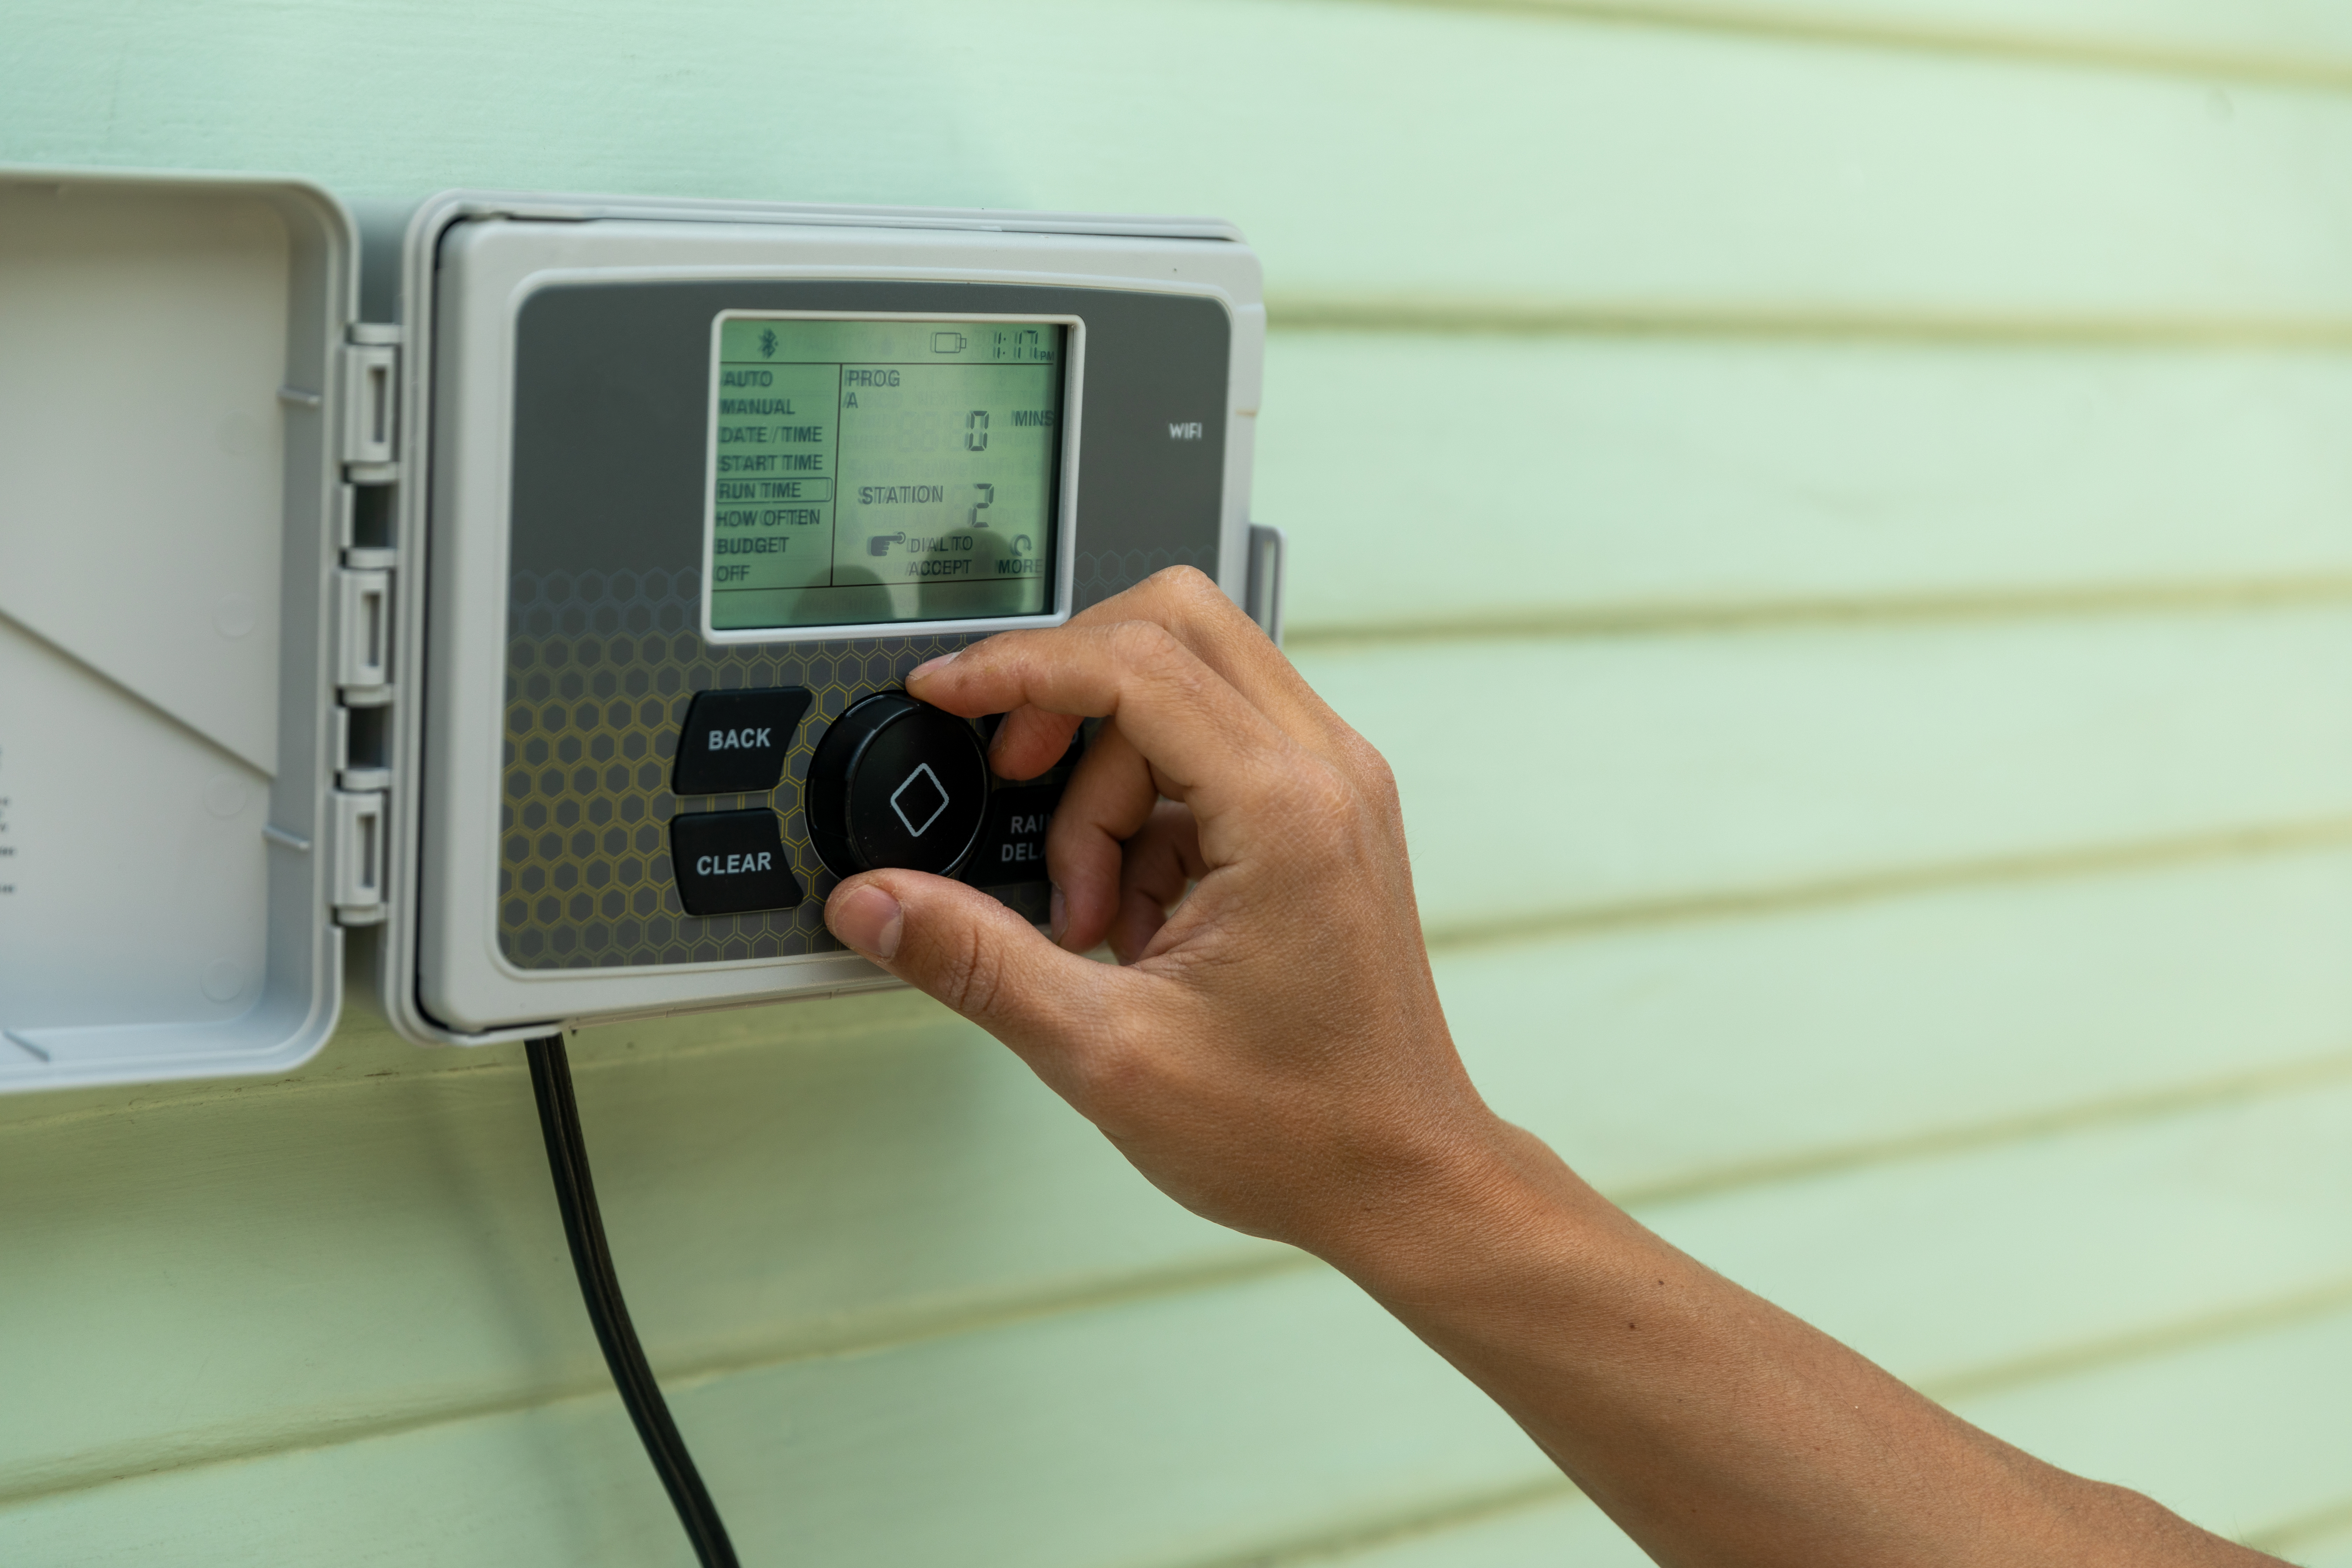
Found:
[829,883,903,960]
[1049,883,1066,945]
[908,652,957,683]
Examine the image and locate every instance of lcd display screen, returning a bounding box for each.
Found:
[705,316,1066,632]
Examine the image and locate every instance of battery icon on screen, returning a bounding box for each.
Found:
[931,332,966,353]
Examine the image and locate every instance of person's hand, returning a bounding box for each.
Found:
[824,571,2281,1568]
[821,568,1511,1259]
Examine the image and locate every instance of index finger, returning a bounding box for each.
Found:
[908,615,1298,827]
[947,567,1344,779]
[1064,568,1327,728]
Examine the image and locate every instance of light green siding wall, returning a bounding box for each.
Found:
[7,2,2352,1561]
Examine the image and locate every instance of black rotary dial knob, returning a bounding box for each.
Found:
[806,693,990,878]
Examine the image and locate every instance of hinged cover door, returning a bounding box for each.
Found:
[0,168,355,1089]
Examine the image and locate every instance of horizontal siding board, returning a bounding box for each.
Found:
[14,1076,2352,1563]
[1534,0,2352,80]
[0,995,1258,1499]
[0,1270,1547,1568]
[10,2,2352,316]
[1444,845,2352,1197]
[1303,1491,1642,1568]
[1643,1081,2352,1387]
[1261,336,2352,635]
[1,841,2344,1500]
[1331,1314,2352,1568]
[1329,1311,2352,1567]
[1949,1303,2352,1545]
[1296,607,2352,935]
[2284,1515,2352,1565]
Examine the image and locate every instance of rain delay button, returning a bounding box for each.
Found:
[807,693,989,878]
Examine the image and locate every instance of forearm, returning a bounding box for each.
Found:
[1313,1119,2274,1568]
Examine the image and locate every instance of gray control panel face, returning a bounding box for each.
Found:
[496,281,1230,972]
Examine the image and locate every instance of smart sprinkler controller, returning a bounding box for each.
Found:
[0,174,1274,1088]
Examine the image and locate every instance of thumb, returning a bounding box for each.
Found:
[823,870,1112,1054]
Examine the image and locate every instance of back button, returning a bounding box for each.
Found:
[672,687,812,796]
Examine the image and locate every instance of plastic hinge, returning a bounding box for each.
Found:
[336,568,393,704]
[338,566,393,700]
[342,329,401,482]
[330,790,388,925]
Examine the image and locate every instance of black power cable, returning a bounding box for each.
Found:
[526,1033,740,1568]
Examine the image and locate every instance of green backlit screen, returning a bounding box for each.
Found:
[706,316,1066,631]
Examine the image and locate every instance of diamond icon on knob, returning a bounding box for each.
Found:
[889,763,951,837]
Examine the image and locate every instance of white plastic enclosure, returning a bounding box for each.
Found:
[0,169,351,1091]
[0,172,1269,1088]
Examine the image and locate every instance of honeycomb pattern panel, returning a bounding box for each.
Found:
[1073,546,1211,610]
[500,566,972,970]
